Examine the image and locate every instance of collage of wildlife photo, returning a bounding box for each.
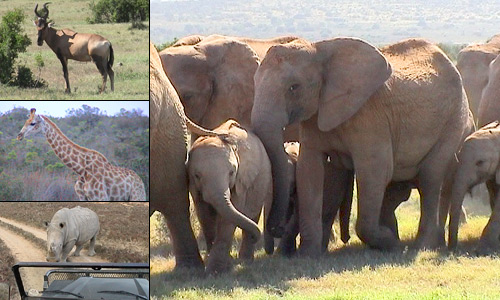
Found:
[2,0,500,299]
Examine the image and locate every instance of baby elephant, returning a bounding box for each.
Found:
[44,206,100,262]
[187,119,272,274]
[449,121,500,254]
[264,142,354,256]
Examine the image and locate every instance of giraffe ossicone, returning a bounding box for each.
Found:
[17,108,146,201]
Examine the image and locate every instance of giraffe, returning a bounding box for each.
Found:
[17,108,146,201]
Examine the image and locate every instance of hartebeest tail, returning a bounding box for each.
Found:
[34,2,115,93]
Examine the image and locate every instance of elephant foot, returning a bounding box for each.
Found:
[206,258,232,275]
[264,231,275,255]
[475,236,500,256]
[278,237,297,257]
[297,239,322,258]
[415,227,446,250]
[174,257,204,271]
[357,223,400,251]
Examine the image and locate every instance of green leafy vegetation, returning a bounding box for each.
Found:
[88,0,149,24]
[0,105,149,201]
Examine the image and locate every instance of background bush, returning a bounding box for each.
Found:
[0,9,31,85]
[88,0,149,24]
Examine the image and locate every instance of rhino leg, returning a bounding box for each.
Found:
[88,235,97,257]
[61,240,76,262]
[73,244,84,256]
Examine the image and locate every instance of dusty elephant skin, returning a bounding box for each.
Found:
[456,34,500,122]
[478,54,500,127]
[150,42,203,270]
[159,35,300,141]
[44,206,99,262]
[251,37,472,257]
[187,119,272,274]
[264,142,354,256]
[449,122,500,254]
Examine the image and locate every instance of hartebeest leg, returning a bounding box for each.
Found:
[108,65,114,92]
[93,55,107,93]
[57,53,70,93]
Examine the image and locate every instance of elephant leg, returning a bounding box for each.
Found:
[380,182,411,240]
[296,147,326,257]
[415,172,446,249]
[206,218,236,275]
[239,215,260,261]
[278,206,299,257]
[476,189,500,254]
[321,161,352,252]
[353,150,398,250]
[194,198,217,253]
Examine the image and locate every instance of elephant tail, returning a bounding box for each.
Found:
[340,170,355,243]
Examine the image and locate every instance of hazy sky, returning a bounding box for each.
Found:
[0,101,149,117]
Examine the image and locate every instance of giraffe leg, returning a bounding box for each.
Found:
[74,178,86,200]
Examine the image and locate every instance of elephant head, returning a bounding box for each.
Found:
[160,38,259,130]
[251,37,391,236]
[448,121,500,249]
[187,131,261,243]
[478,55,500,127]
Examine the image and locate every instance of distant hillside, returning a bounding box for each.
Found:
[151,0,500,45]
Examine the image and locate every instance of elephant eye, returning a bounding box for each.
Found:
[182,93,193,101]
[476,160,485,167]
[289,84,300,92]
[229,170,235,177]
[194,173,200,180]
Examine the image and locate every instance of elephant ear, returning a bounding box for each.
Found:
[315,38,392,132]
[197,38,260,127]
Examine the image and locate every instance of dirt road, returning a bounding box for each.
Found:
[0,216,108,297]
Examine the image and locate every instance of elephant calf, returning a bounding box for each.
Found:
[187,119,272,274]
[449,121,500,254]
[264,142,354,256]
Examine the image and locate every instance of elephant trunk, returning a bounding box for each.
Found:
[448,173,471,249]
[205,188,261,243]
[252,119,290,238]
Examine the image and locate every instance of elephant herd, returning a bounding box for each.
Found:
[150,32,500,274]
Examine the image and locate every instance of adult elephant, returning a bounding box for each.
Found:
[150,42,203,269]
[160,35,300,140]
[457,34,500,122]
[478,54,500,127]
[251,37,472,257]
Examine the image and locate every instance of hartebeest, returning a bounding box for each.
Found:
[34,3,114,93]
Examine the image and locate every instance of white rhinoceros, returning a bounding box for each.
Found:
[44,206,100,262]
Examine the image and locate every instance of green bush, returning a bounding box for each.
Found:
[0,9,31,84]
[10,65,47,88]
[88,0,149,24]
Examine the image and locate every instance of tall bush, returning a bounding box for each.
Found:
[88,0,149,24]
[0,9,31,84]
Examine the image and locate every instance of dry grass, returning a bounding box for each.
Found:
[0,202,149,262]
[0,0,148,100]
[151,191,500,299]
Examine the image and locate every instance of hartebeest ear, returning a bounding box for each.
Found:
[48,22,54,28]
[314,38,392,132]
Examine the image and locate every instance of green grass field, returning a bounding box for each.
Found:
[151,191,500,300]
[0,0,148,99]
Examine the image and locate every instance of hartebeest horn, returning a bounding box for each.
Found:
[42,2,50,18]
[34,4,41,18]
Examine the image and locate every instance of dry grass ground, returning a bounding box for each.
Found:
[0,0,148,99]
[0,202,149,262]
[151,191,500,300]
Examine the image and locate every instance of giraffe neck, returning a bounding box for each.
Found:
[41,115,90,175]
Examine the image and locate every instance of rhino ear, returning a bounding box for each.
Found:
[43,221,49,228]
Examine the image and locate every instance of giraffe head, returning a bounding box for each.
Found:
[17,108,45,141]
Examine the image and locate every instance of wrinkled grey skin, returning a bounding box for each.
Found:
[45,206,99,262]
[449,122,500,254]
[252,37,472,257]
